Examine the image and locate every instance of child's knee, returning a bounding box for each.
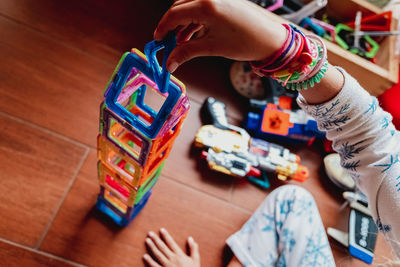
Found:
[271,185,316,207]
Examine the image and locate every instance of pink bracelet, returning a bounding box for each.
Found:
[256,31,302,74]
[294,35,327,83]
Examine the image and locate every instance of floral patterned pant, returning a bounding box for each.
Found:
[226,185,335,267]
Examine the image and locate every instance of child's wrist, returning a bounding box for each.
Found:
[251,24,290,66]
[250,24,328,91]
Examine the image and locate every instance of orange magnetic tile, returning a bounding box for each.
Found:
[97,134,142,188]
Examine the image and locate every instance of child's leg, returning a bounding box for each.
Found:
[226,185,335,267]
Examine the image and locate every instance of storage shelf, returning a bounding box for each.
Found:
[263,0,398,96]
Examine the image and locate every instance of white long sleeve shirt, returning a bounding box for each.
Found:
[297,67,400,258]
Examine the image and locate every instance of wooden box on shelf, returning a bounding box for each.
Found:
[265,0,398,96]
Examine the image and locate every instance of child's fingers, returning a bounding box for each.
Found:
[166,38,210,72]
[154,0,214,40]
[145,238,169,265]
[143,254,162,267]
[155,2,200,40]
[148,231,173,258]
[160,228,182,253]
[176,23,203,45]
[188,236,200,262]
[172,0,195,7]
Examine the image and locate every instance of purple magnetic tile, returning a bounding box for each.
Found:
[101,105,151,166]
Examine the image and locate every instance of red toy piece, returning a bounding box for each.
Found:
[346,11,392,32]
[379,71,400,129]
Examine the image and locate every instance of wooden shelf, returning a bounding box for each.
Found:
[263,0,398,96]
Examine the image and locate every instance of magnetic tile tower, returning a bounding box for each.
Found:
[96,36,190,226]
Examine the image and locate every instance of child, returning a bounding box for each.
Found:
[142,0,400,266]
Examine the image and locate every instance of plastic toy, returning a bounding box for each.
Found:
[324,153,355,191]
[228,61,325,144]
[229,61,266,99]
[245,98,325,144]
[96,35,190,226]
[195,97,309,188]
[346,11,392,32]
[328,191,378,264]
[229,61,299,100]
[299,17,336,43]
[310,18,336,42]
[282,0,327,24]
[335,23,380,59]
[299,17,326,37]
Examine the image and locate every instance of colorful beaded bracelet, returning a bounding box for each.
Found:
[250,24,328,91]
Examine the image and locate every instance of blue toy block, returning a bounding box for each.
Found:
[144,33,176,94]
[96,188,152,227]
[299,17,326,36]
[245,110,325,144]
[349,245,374,264]
[104,36,182,139]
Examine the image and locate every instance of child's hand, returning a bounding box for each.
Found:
[143,228,200,267]
[154,0,287,72]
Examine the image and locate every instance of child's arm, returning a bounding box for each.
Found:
[156,0,400,257]
[297,67,400,257]
[154,0,287,72]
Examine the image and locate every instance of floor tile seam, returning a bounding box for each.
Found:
[0,110,90,150]
[229,180,235,203]
[160,174,252,215]
[0,237,88,267]
[0,12,117,66]
[34,148,90,249]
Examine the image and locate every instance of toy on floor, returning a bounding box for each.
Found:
[324,153,356,191]
[245,97,325,144]
[328,191,378,264]
[96,34,190,226]
[195,97,309,189]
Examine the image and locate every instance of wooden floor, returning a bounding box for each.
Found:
[0,1,396,266]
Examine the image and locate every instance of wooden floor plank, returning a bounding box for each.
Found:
[0,112,87,247]
[0,0,245,120]
[0,15,111,147]
[0,0,396,265]
[0,0,169,64]
[40,150,251,267]
[0,239,77,267]
[163,101,235,201]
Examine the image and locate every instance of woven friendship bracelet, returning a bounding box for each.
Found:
[250,24,328,91]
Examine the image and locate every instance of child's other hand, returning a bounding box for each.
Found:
[143,228,200,267]
[154,0,286,72]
